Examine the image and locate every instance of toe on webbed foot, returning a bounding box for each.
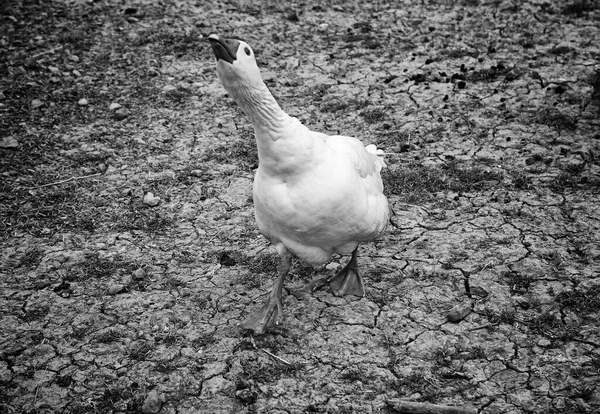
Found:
[238,300,281,335]
[327,265,365,297]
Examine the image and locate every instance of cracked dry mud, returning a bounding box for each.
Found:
[1,1,599,413]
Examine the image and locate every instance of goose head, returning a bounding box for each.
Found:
[208,34,263,90]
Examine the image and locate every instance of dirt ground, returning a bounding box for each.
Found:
[1,0,600,413]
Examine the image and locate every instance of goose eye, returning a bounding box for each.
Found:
[244,47,251,56]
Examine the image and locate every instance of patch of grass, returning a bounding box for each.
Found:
[16,247,44,269]
[95,329,123,344]
[128,341,154,361]
[229,252,316,288]
[111,204,173,234]
[511,170,532,190]
[191,332,216,349]
[504,271,534,295]
[237,271,265,289]
[94,387,144,414]
[569,240,592,263]
[191,293,213,311]
[550,163,598,192]
[243,253,279,274]
[132,26,203,57]
[339,366,377,382]
[391,371,439,403]
[483,307,516,325]
[161,275,188,291]
[172,249,196,264]
[468,64,511,82]
[383,161,503,203]
[320,98,370,113]
[369,289,395,307]
[21,304,50,323]
[591,69,600,104]
[0,182,109,236]
[464,346,486,360]
[527,311,578,341]
[239,356,298,384]
[556,285,600,316]
[290,259,315,279]
[68,252,137,281]
[320,99,349,112]
[360,108,387,123]
[563,0,599,16]
[201,130,258,171]
[155,358,182,374]
[535,108,577,131]
[162,85,195,105]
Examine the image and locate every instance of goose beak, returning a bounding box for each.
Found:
[208,34,240,64]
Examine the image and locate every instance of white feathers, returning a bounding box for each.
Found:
[210,35,389,265]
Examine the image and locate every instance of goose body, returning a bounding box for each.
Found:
[208,34,389,333]
[254,119,388,265]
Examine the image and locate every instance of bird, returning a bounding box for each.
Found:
[208,34,389,334]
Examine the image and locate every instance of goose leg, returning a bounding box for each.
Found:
[239,250,292,334]
[327,247,365,297]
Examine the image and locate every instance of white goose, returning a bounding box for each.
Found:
[208,34,389,334]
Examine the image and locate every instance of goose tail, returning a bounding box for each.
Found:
[365,144,387,169]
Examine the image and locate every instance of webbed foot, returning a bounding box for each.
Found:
[312,248,365,297]
[239,297,282,334]
[327,248,364,297]
[239,250,292,334]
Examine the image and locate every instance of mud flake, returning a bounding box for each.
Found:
[320,299,378,327]
[201,375,234,397]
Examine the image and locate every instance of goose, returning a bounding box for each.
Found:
[208,34,389,334]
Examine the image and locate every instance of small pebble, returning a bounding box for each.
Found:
[31,99,43,108]
[537,338,552,347]
[78,98,88,106]
[141,389,163,414]
[143,192,160,207]
[0,136,18,149]
[325,262,340,271]
[447,304,472,323]
[114,108,129,120]
[109,102,122,111]
[108,284,125,295]
[132,268,146,280]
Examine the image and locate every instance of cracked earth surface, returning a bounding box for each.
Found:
[1,0,600,413]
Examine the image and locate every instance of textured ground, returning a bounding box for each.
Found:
[1,0,600,413]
